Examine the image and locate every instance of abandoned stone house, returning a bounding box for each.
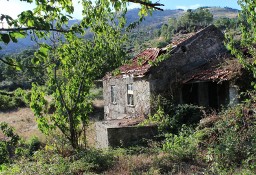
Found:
[102,25,242,121]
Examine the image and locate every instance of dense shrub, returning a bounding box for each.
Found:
[1,149,115,175]
[163,125,204,161]
[28,137,41,156]
[204,103,256,173]
[0,122,20,164]
[0,142,9,164]
[146,95,204,133]
[0,94,23,111]
[171,104,204,131]
[0,89,30,111]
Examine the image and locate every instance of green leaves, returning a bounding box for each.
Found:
[0,34,10,44]
[34,44,51,63]
[0,31,27,44]
[228,0,256,83]
[0,0,161,149]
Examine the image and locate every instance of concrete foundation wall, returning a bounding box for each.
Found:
[95,121,109,148]
[95,121,158,148]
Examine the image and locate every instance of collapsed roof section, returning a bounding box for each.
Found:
[183,66,235,84]
[182,59,242,84]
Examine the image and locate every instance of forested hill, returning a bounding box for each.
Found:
[0,20,81,55]
[0,7,238,55]
[126,7,238,28]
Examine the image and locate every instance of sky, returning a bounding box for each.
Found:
[0,0,240,20]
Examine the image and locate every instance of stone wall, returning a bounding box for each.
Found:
[103,75,150,120]
[148,25,227,97]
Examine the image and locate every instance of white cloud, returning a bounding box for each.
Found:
[0,0,35,27]
[0,0,35,18]
[72,1,83,19]
[176,4,201,10]
[127,2,141,9]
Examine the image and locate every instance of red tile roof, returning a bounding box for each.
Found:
[119,48,161,76]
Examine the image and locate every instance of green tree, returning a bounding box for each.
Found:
[214,17,232,30]
[30,24,126,149]
[1,49,45,87]
[226,0,256,82]
[0,0,164,149]
[195,8,213,26]
[177,8,213,32]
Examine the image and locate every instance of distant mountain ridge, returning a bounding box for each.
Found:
[0,7,239,55]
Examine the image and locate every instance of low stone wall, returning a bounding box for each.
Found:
[95,121,158,148]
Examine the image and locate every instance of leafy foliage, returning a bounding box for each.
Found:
[163,126,204,161]
[0,122,20,164]
[30,5,127,148]
[0,49,46,90]
[226,0,256,82]
[144,95,204,133]
[0,89,29,111]
[1,148,115,175]
[204,101,256,173]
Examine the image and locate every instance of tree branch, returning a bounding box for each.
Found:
[72,72,85,112]
[54,66,70,116]
[0,27,70,33]
[0,57,18,67]
[128,0,164,11]
[0,57,49,69]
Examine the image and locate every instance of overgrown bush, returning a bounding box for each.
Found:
[28,137,41,156]
[0,142,9,164]
[13,88,31,106]
[0,94,24,111]
[203,102,256,173]
[146,95,204,133]
[0,89,30,111]
[0,122,20,164]
[1,148,115,175]
[171,104,204,132]
[163,125,204,161]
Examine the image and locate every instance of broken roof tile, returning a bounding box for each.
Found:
[183,67,237,84]
[119,48,161,76]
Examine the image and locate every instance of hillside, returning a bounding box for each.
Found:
[0,7,239,55]
[127,6,238,28]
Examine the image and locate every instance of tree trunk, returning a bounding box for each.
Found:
[68,113,78,149]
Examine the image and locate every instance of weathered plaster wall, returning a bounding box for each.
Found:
[103,75,150,120]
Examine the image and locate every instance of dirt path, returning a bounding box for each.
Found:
[0,108,45,141]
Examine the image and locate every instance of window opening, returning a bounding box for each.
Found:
[127,84,134,106]
[111,85,116,104]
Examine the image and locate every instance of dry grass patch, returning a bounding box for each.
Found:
[0,108,45,141]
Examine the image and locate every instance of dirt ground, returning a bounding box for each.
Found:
[0,99,104,143]
[0,108,45,141]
